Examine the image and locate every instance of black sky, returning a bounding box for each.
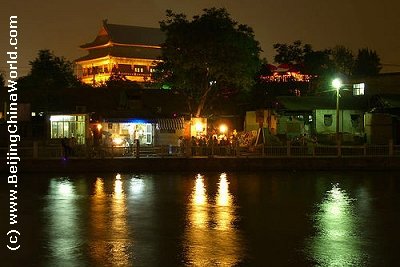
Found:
[1,0,399,76]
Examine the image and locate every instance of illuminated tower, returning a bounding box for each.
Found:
[75,20,164,86]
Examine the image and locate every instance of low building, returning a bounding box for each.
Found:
[49,113,90,145]
[0,86,189,148]
[365,94,400,144]
[276,96,369,144]
[350,72,400,96]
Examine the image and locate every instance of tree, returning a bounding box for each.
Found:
[330,45,354,76]
[353,48,381,76]
[273,40,312,65]
[19,49,80,90]
[273,41,332,76]
[303,50,331,76]
[155,8,261,117]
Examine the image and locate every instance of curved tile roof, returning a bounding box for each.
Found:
[80,20,165,49]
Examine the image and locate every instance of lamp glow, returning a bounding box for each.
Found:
[332,78,342,144]
[195,122,203,132]
[332,78,342,90]
[219,124,228,134]
[113,137,124,146]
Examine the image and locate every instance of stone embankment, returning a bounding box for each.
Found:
[3,156,400,173]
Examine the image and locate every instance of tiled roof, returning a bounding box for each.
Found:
[80,20,165,49]
[277,96,370,111]
[372,94,400,109]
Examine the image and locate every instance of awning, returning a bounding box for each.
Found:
[157,117,184,130]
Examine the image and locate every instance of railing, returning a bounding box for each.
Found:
[1,143,400,160]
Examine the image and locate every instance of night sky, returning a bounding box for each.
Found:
[1,0,399,76]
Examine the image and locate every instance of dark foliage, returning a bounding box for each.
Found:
[155,8,261,117]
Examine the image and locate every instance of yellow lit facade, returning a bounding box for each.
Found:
[75,20,164,86]
[191,117,207,137]
[49,114,89,144]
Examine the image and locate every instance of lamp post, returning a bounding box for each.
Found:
[332,78,342,144]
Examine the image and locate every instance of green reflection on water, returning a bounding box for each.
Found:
[309,183,365,266]
[45,178,82,266]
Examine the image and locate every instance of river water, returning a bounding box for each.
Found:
[1,171,399,266]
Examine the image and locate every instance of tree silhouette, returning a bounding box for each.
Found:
[18,49,80,90]
[155,8,261,117]
[330,45,354,76]
[353,48,381,76]
[273,40,312,66]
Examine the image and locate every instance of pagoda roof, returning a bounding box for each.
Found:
[75,46,162,62]
[80,20,165,49]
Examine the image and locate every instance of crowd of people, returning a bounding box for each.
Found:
[176,134,240,156]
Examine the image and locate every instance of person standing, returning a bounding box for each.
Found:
[61,137,70,159]
[177,136,183,155]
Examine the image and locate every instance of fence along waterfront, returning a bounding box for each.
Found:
[1,141,399,159]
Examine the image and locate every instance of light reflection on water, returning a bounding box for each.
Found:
[184,173,244,266]
[44,178,83,266]
[89,174,133,266]
[308,183,366,266]
[3,172,398,266]
[89,177,107,265]
[110,174,131,266]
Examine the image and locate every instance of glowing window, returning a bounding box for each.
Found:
[50,115,86,144]
[353,83,365,96]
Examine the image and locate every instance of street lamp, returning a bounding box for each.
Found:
[332,78,342,143]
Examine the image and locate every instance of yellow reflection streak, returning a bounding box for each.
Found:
[89,175,131,266]
[217,173,231,207]
[191,174,208,228]
[310,183,362,266]
[115,179,123,197]
[216,173,233,231]
[89,177,107,264]
[184,174,209,265]
[110,174,130,266]
[194,174,207,206]
[185,173,243,266]
[214,173,241,265]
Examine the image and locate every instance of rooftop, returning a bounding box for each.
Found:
[277,95,370,111]
[80,20,165,49]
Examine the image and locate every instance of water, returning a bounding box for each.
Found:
[1,171,399,266]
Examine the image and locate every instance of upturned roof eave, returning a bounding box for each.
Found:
[74,55,110,63]
[81,41,162,50]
